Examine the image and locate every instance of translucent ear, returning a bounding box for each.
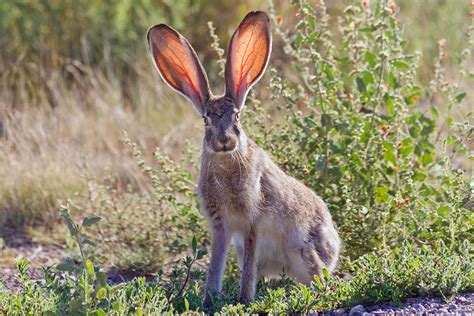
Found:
[225,11,272,108]
[147,24,211,114]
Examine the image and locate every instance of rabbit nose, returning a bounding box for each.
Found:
[218,134,230,145]
[215,135,235,152]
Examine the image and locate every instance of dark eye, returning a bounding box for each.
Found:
[234,112,240,122]
[203,116,209,126]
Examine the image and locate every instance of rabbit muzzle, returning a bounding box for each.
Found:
[211,133,238,152]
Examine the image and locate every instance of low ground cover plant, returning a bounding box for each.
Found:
[0,211,471,314]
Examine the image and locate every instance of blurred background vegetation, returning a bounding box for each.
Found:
[1,0,470,108]
[0,0,472,272]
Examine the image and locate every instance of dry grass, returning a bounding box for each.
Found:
[0,62,203,233]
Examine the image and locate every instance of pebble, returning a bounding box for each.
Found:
[448,303,457,310]
[457,296,469,304]
[349,304,366,316]
[412,303,424,310]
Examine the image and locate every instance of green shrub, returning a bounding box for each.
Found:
[69,135,206,272]
[246,0,473,258]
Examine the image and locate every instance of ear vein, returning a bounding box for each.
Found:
[159,37,201,102]
[237,24,259,91]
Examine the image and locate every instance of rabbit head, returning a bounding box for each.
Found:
[147,11,271,154]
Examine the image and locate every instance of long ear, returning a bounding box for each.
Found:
[147,24,211,114]
[225,11,272,108]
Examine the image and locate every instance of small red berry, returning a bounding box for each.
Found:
[405,198,411,205]
[380,124,389,134]
[390,2,397,14]
[277,15,283,25]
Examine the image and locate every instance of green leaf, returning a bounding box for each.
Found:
[384,146,397,165]
[321,61,334,80]
[184,298,190,311]
[322,267,330,281]
[307,15,316,30]
[321,113,331,127]
[388,71,398,89]
[56,261,75,272]
[454,92,466,103]
[356,77,366,93]
[361,70,374,85]
[399,139,414,157]
[294,33,303,49]
[96,309,106,316]
[96,288,107,300]
[96,271,108,287]
[192,236,197,255]
[385,95,394,116]
[374,187,389,204]
[60,207,78,236]
[391,60,410,69]
[86,259,95,281]
[82,216,102,227]
[359,26,375,33]
[313,275,323,290]
[365,51,377,68]
[421,152,433,165]
[307,30,319,43]
[437,205,450,219]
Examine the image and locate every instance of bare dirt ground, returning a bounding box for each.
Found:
[1,230,473,315]
[0,226,66,290]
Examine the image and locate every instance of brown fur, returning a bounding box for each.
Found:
[199,101,341,305]
[147,11,341,308]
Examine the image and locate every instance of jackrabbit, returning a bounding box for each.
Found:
[147,11,340,307]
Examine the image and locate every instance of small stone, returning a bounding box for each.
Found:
[448,303,457,310]
[393,309,403,316]
[412,303,424,310]
[349,305,365,316]
[368,305,380,311]
[334,308,346,315]
[457,296,468,304]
